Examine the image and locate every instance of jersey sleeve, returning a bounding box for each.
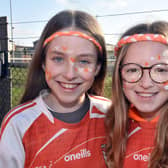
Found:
[0,118,25,168]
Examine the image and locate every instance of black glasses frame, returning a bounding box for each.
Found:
[120,63,168,83]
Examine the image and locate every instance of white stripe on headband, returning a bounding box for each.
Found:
[114,33,168,56]
[43,31,102,53]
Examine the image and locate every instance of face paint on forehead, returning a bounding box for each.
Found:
[144,62,149,66]
[161,50,168,64]
[150,56,155,61]
[157,55,161,60]
[162,49,168,57]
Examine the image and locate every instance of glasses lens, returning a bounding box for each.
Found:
[151,64,168,83]
[121,64,142,83]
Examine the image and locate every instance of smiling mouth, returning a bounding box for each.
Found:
[136,92,158,97]
[58,82,80,89]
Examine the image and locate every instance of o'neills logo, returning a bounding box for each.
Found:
[64,149,91,162]
[133,153,150,162]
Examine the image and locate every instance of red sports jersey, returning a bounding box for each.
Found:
[123,107,158,168]
[0,92,111,168]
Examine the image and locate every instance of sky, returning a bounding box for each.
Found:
[1,0,168,47]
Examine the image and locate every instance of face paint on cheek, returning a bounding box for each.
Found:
[163,81,168,90]
[74,67,78,72]
[45,69,52,82]
[77,66,94,75]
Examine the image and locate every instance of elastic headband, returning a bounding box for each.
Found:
[114,33,168,56]
[43,31,102,53]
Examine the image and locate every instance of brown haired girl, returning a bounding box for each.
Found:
[0,10,111,168]
[105,21,168,168]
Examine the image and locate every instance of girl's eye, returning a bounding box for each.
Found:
[79,60,90,65]
[126,68,139,73]
[53,56,63,63]
[155,68,168,73]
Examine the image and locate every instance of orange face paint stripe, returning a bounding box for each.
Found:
[43,31,102,53]
[115,34,168,56]
[45,70,52,81]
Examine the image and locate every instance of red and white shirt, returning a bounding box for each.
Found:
[123,107,158,168]
[0,92,111,168]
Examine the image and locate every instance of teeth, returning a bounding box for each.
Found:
[137,93,154,97]
[60,83,77,89]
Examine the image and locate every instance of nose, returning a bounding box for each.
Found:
[139,70,154,89]
[63,61,77,80]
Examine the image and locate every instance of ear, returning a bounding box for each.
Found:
[42,64,45,71]
[95,63,101,76]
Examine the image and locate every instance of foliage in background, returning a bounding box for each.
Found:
[104,74,112,99]
[11,67,28,107]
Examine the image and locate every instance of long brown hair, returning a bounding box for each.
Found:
[20,10,107,103]
[105,21,168,168]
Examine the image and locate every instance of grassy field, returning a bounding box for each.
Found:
[11,67,112,107]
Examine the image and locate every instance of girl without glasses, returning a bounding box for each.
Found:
[105,21,168,168]
[0,10,111,168]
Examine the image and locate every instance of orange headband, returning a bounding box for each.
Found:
[43,31,102,53]
[114,33,168,56]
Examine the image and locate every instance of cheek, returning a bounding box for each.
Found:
[122,81,134,90]
[76,66,96,80]
[163,82,168,90]
[45,69,52,82]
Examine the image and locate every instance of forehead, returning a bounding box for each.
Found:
[123,41,168,65]
[47,35,97,55]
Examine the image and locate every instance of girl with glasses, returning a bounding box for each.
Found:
[105,21,168,168]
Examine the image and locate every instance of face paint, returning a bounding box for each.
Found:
[77,66,94,74]
[162,49,168,57]
[70,57,76,63]
[62,46,68,51]
[145,62,149,66]
[150,56,155,61]
[163,81,168,90]
[45,69,52,82]
[157,55,161,60]
[161,50,168,64]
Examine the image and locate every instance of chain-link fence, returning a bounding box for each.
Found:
[10,63,29,107]
[0,51,30,124]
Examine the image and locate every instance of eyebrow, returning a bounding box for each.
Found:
[50,49,97,58]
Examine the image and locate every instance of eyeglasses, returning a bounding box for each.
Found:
[120,63,168,83]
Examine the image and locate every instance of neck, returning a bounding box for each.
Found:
[44,93,86,113]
